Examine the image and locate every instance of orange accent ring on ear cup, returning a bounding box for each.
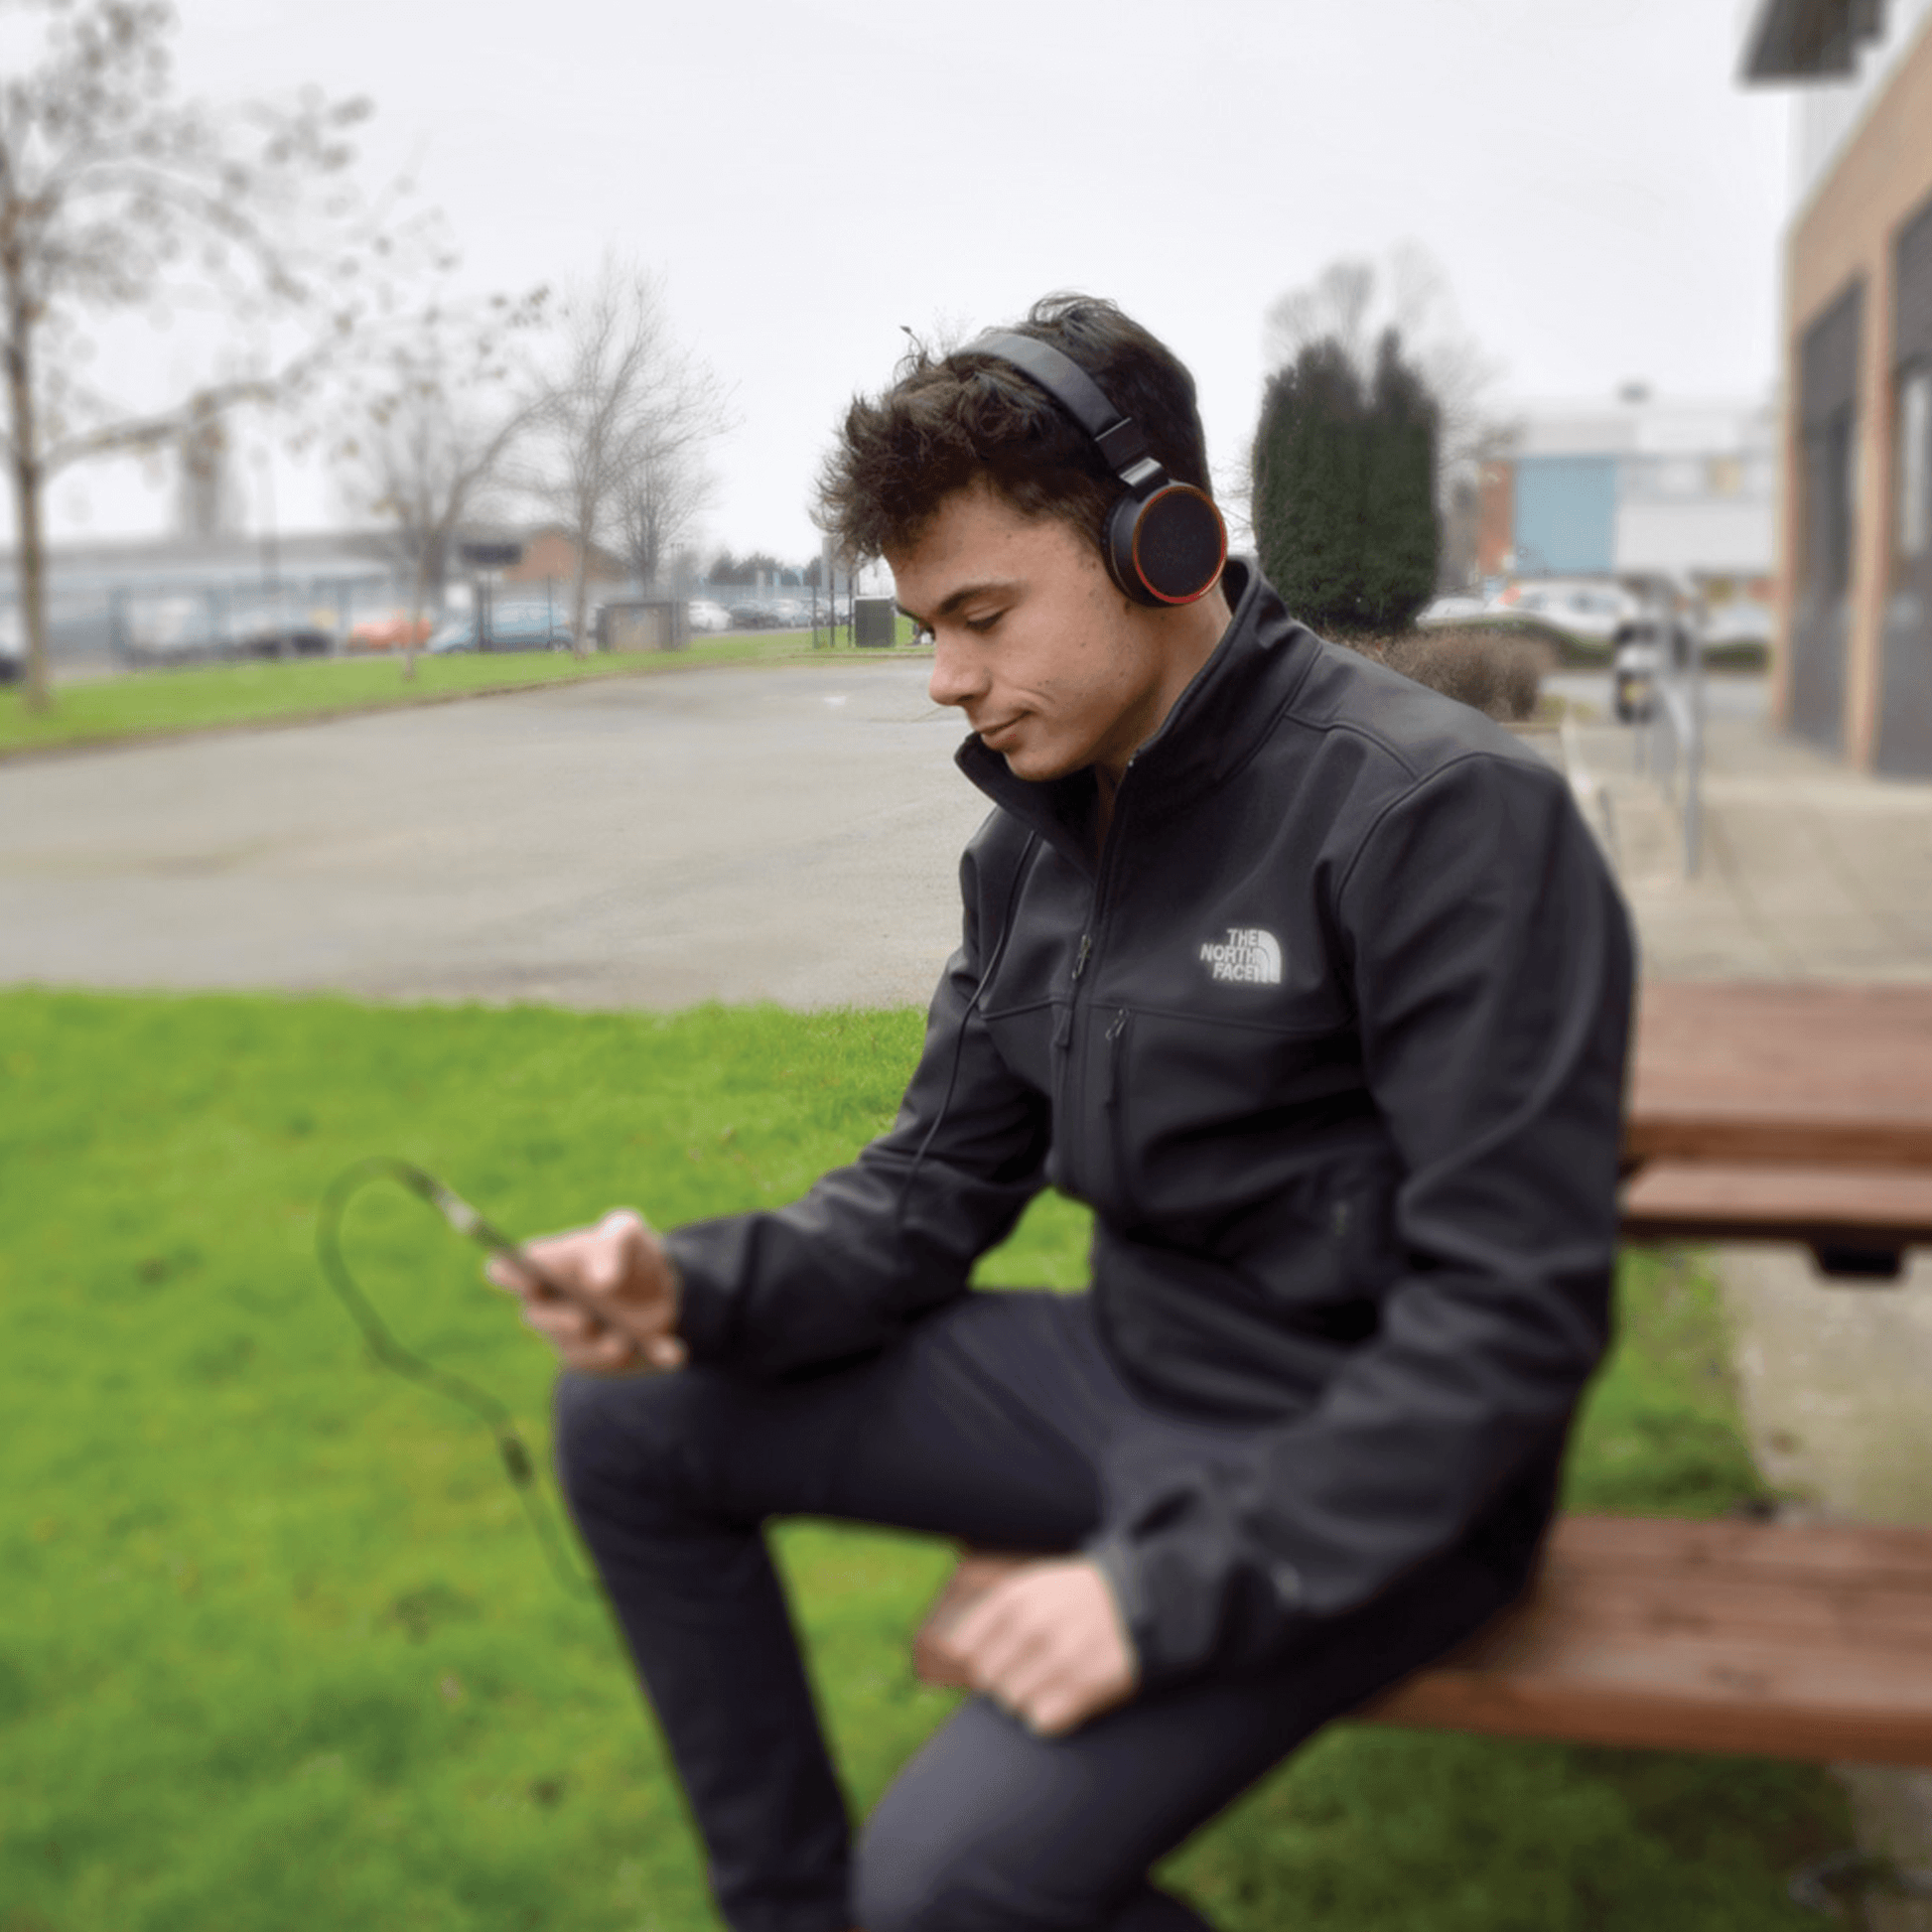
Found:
[1118,483,1227,606]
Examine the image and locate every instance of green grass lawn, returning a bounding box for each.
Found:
[0,623,933,759]
[0,990,1848,1931]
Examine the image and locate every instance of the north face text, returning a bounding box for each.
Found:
[1200,927,1283,985]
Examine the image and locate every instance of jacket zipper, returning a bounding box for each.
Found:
[1056,773,1134,1201]
[1103,1009,1130,1108]
[1102,1009,1133,1202]
[1051,932,1090,1052]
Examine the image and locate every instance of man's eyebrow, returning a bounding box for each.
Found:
[895,580,1021,626]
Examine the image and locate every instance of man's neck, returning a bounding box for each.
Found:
[1097,572,1228,784]
[1093,581,1235,846]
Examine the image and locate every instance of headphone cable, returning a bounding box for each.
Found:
[314,1157,602,1599]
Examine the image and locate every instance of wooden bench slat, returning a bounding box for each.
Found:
[1354,1516,1932,1765]
[1622,989,1932,1167]
[1626,983,1932,1171]
[1538,1513,1932,1582]
[1358,1654,1932,1764]
[1621,1162,1932,1246]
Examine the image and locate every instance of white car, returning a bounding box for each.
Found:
[686,599,733,634]
[1415,594,1489,627]
[0,607,20,682]
[1490,580,1640,649]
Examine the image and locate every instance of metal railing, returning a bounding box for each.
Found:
[1632,615,1706,879]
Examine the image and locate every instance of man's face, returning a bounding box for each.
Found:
[890,482,1177,785]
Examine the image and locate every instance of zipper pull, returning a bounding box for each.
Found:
[1070,932,1092,987]
[1103,1010,1128,1108]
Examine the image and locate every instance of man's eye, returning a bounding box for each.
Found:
[965,612,1002,634]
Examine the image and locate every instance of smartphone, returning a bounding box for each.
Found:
[399,1168,612,1336]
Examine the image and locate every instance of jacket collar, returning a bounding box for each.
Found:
[954,558,1316,871]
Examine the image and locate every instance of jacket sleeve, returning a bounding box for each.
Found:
[661,830,1051,1376]
[1087,753,1635,1686]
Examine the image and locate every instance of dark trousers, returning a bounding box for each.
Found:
[555,1289,1516,1932]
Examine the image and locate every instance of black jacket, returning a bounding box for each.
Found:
[666,560,1635,1687]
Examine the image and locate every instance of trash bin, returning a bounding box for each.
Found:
[854,597,897,648]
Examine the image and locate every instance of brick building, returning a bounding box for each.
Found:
[1747,0,1932,773]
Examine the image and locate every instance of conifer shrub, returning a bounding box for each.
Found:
[1252,330,1441,636]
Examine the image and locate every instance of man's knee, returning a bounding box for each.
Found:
[551,1368,690,1520]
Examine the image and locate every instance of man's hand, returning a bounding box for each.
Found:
[933,1557,1139,1736]
[485,1208,686,1376]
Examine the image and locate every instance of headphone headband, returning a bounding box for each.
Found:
[971,332,1153,479]
[965,328,1226,608]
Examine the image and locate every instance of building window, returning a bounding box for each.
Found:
[1805,411,1858,598]
[1898,364,1932,562]
[1706,456,1744,496]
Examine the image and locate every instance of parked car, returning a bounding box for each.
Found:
[347,614,436,653]
[0,608,20,683]
[726,600,780,630]
[426,607,574,654]
[686,599,733,634]
[1490,579,1640,650]
[1414,594,1489,628]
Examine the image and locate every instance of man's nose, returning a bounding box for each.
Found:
[927,633,985,711]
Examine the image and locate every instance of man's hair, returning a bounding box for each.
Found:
[816,293,1213,562]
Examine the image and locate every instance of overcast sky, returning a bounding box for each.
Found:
[46,0,1796,563]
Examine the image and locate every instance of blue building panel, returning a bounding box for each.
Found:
[1513,456,1617,575]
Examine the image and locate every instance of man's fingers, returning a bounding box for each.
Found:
[479,1208,681,1375]
[483,1253,533,1296]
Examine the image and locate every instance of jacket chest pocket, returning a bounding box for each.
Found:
[1079,1007,1373,1226]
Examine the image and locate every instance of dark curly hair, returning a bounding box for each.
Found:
[815,293,1213,562]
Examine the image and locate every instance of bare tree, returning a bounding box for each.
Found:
[0,0,400,711]
[617,432,715,590]
[525,260,728,654]
[1264,243,1509,505]
[337,289,547,678]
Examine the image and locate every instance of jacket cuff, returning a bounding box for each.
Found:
[659,1227,736,1364]
[1084,1523,1306,1689]
[1082,1531,1160,1685]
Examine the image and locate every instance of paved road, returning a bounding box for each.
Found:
[0,662,992,1010]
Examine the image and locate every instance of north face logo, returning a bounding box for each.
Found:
[1199,927,1283,985]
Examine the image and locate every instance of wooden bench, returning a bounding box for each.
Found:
[913,1516,1932,1766]
[1620,981,1932,1280]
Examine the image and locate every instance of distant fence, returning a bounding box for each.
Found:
[0,568,413,668]
[1,557,878,668]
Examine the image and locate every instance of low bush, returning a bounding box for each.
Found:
[1341,625,1556,723]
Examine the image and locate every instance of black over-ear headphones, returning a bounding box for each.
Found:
[970,330,1228,608]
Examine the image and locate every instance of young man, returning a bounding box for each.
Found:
[492,296,1634,1932]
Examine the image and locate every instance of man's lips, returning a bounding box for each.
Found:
[975,716,1023,748]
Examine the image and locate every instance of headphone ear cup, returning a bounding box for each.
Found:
[1108,484,1228,607]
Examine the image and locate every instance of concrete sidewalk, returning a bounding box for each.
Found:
[1559,700,1932,987]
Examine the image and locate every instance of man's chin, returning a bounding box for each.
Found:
[996,744,1075,783]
